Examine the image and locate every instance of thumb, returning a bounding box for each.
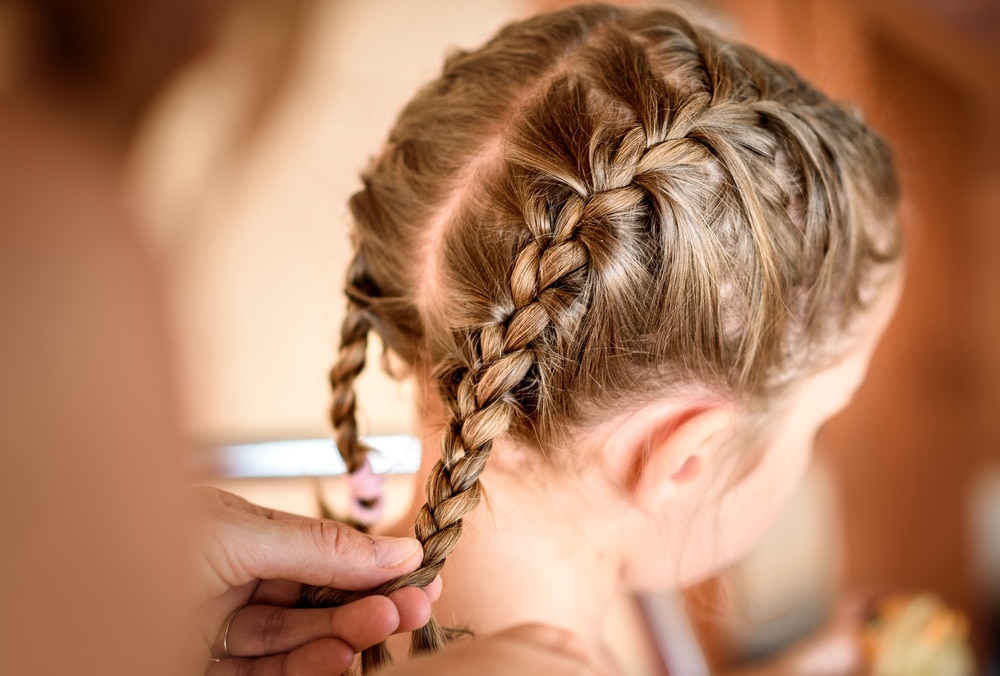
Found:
[232,515,424,591]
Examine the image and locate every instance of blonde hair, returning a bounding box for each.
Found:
[303,4,901,671]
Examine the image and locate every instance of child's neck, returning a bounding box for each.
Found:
[387,447,630,673]
[448,472,624,663]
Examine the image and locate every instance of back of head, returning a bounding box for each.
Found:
[309,3,901,669]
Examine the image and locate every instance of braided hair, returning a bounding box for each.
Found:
[302,4,901,671]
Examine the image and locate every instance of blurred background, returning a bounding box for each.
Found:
[5,0,997,672]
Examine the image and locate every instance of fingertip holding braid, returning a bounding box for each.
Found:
[302,4,902,672]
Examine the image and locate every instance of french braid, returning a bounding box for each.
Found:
[300,4,901,673]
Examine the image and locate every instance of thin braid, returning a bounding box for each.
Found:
[332,251,386,527]
[330,303,370,473]
[296,257,383,617]
[295,313,376,615]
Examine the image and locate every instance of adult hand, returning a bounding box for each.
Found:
[381,624,607,676]
[193,487,440,675]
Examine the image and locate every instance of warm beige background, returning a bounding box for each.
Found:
[131,0,529,444]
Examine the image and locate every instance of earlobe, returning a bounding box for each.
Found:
[630,407,734,508]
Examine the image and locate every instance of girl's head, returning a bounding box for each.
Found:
[317,2,901,665]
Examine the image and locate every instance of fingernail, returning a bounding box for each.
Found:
[374,537,421,568]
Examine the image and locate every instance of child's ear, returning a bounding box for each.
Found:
[627,408,734,509]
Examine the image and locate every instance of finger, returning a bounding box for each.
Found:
[227,596,400,657]
[197,487,423,592]
[423,574,443,603]
[205,637,354,676]
[387,586,432,633]
[242,518,423,590]
[249,573,439,625]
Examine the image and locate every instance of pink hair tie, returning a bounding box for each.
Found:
[347,457,384,526]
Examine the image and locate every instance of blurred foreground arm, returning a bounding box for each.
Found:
[0,101,201,675]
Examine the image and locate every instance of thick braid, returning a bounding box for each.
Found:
[352,161,614,671]
[405,194,597,658]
